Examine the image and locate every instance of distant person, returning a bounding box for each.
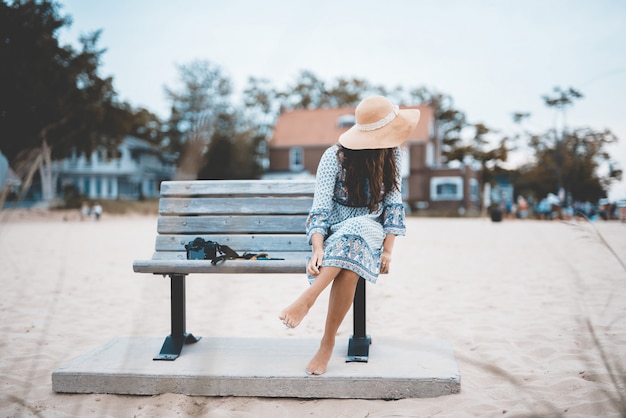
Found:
[517,195,528,219]
[92,203,103,221]
[279,96,421,376]
[80,201,91,221]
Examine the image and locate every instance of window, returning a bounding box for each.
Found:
[337,114,355,128]
[290,147,304,171]
[430,176,463,201]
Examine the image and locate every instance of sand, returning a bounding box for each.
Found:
[0,209,624,417]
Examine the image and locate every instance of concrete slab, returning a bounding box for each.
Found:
[52,337,460,399]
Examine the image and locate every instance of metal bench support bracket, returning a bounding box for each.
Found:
[346,277,371,362]
[154,274,201,360]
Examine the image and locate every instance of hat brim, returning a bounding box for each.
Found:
[338,108,421,150]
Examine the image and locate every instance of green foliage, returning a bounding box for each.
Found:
[197,111,263,180]
[277,70,385,110]
[0,0,137,161]
[164,59,232,156]
[515,126,620,201]
[512,86,621,201]
[127,107,169,147]
[166,60,263,179]
[542,86,583,110]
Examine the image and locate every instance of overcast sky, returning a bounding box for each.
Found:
[58,0,626,199]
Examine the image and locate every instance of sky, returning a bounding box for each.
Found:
[57,0,626,200]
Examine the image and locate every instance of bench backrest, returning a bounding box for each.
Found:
[152,180,315,261]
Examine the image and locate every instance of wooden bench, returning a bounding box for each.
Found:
[133,180,372,361]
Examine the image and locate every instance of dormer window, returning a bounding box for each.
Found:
[337,114,355,129]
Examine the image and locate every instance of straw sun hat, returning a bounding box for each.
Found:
[338,95,421,150]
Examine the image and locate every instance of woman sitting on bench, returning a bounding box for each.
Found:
[279,95,421,376]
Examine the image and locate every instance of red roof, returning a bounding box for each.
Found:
[270,104,433,148]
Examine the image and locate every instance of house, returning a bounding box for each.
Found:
[53,136,176,200]
[266,104,481,213]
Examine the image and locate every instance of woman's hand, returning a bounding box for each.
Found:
[307,248,324,276]
[380,250,392,274]
[307,233,325,276]
[380,234,395,274]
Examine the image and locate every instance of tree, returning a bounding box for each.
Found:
[518,127,620,202]
[241,76,281,139]
[324,77,375,108]
[467,123,510,185]
[279,70,388,110]
[197,111,263,180]
[281,70,329,109]
[513,87,621,202]
[127,107,168,147]
[407,87,467,166]
[0,0,135,204]
[541,86,584,191]
[166,60,263,180]
[164,59,233,179]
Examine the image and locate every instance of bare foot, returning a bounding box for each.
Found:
[279,301,310,328]
[305,343,334,376]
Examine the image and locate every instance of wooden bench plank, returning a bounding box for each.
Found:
[160,180,315,197]
[157,215,308,234]
[155,235,310,252]
[159,197,313,215]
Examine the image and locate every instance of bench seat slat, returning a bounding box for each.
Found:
[155,234,310,252]
[160,180,315,197]
[157,215,308,234]
[133,258,307,274]
[159,197,313,215]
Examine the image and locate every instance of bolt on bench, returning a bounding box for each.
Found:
[133,180,372,361]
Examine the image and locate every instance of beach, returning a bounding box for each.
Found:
[0,210,624,417]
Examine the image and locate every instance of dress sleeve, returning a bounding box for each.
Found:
[306,146,338,243]
[382,147,406,236]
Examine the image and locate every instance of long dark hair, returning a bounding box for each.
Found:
[337,145,400,212]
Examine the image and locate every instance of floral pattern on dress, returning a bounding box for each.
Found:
[382,203,406,235]
[306,209,331,243]
[307,234,381,284]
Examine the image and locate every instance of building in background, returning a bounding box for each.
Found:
[266,104,481,213]
[53,136,175,200]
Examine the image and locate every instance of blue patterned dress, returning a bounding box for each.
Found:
[305,144,406,284]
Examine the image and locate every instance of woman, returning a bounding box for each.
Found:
[279,95,421,376]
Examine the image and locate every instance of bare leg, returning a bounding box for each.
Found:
[306,269,359,375]
[279,266,341,328]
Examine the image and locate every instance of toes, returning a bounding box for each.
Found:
[279,312,291,328]
[279,313,294,328]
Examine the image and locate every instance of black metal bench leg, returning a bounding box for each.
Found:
[154,273,201,360]
[346,277,371,362]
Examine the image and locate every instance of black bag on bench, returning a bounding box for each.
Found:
[184,238,283,263]
[185,238,238,264]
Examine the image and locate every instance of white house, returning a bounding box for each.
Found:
[53,136,175,200]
